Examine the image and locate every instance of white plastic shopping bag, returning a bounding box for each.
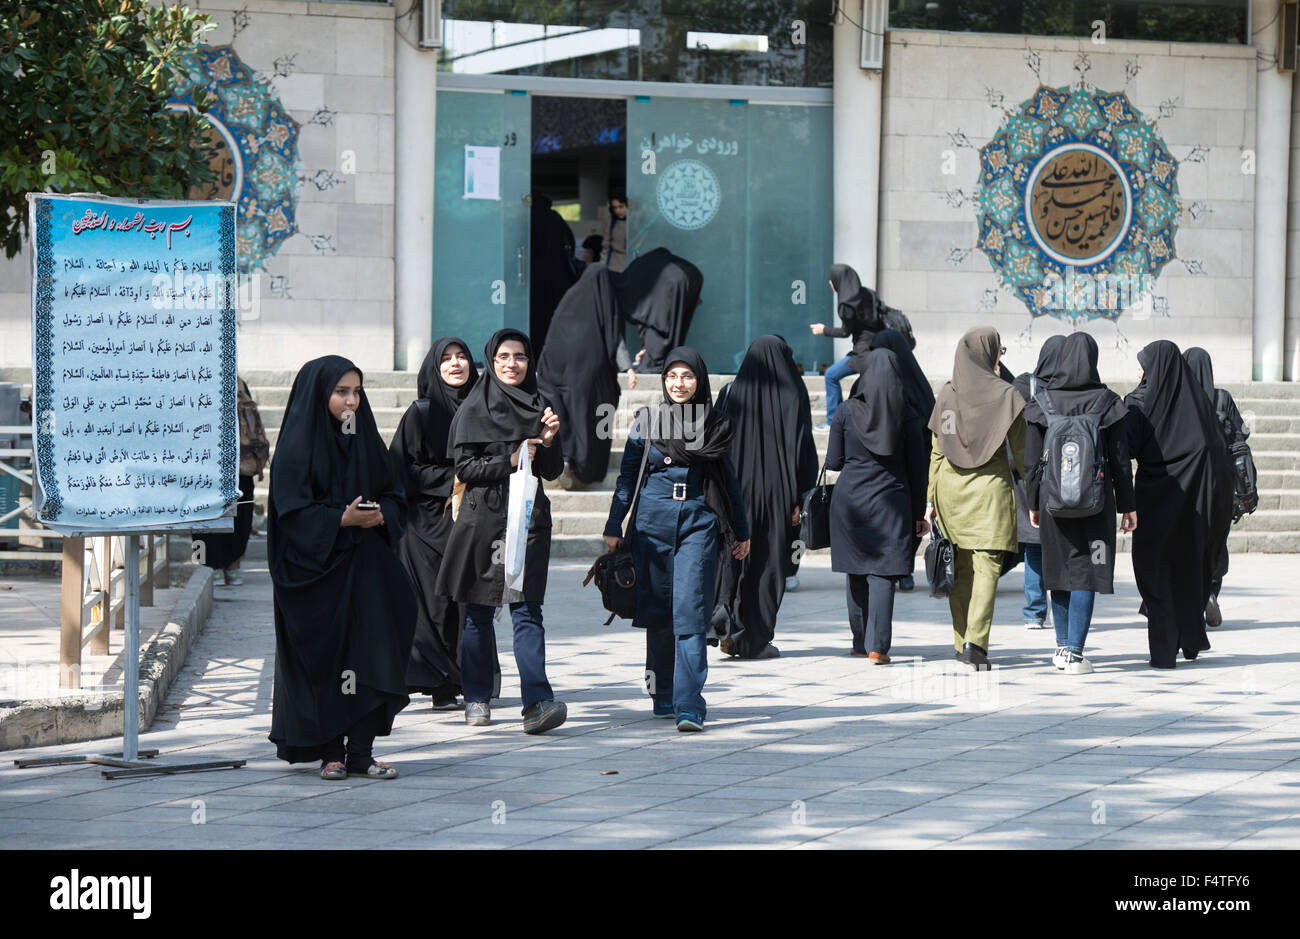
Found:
[503,440,538,596]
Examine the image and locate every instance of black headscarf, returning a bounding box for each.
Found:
[718,335,817,512]
[415,336,477,460]
[447,329,545,452]
[613,247,704,373]
[928,327,1025,469]
[1182,347,1217,405]
[1025,332,1127,428]
[1125,340,1222,464]
[829,263,883,334]
[650,346,733,465]
[269,355,397,538]
[868,328,934,420]
[844,348,908,456]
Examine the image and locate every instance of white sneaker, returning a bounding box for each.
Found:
[1064,651,1094,674]
[1052,647,1068,670]
[1025,620,1048,629]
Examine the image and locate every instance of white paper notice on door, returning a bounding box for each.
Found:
[464,145,501,200]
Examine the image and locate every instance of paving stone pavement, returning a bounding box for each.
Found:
[2,554,1298,850]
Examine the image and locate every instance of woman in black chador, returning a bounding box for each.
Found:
[435,329,568,735]
[537,262,639,488]
[612,247,703,373]
[268,356,416,780]
[1182,346,1246,628]
[603,347,749,732]
[389,337,491,710]
[713,335,817,660]
[1124,340,1234,669]
[827,350,929,662]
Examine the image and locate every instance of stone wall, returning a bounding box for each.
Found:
[879,31,1257,382]
[0,0,397,374]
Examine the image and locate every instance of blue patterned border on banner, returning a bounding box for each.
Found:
[219,204,240,505]
[31,198,61,520]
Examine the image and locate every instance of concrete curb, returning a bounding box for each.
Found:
[0,565,213,751]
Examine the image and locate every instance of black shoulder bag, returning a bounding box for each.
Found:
[584,417,651,625]
[798,463,835,550]
[925,514,957,598]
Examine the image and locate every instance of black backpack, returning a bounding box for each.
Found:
[1036,390,1107,519]
[1214,390,1258,521]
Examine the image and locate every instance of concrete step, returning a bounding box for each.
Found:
[1115,531,1300,553]
[1257,489,1300,510]
[1231,510,1300,532]
[1251,452,1300,472]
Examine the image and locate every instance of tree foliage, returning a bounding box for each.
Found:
[0,1,218,258]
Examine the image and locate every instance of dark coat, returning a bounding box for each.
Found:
[435,438,563,607]
[826,408,928,576]
[605,426,748,635]
[1025,419,1134,593]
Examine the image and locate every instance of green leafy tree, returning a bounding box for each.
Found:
[0,1,218,259]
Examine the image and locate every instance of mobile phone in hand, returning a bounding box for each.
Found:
[357,501,380,510]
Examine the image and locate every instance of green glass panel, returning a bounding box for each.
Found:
[625,96,832,372]
[625,97,747,370]
[433,90,532,354]
[746,103,834,376]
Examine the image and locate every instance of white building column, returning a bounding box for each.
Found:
[831,7,883,361]
[393,13,437,371]
[1253,0,1292,381]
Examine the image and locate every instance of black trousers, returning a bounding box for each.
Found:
[847,573,895,655]
[320,704,387,770]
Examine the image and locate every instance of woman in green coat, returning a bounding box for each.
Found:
[924,327,1026,670]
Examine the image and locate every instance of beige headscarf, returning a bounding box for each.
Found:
[926,326,1025,469]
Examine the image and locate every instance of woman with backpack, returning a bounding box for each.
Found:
[1124,341,1235,669]
[195,376,266,586]
[434,329,569,734]
[602,347,749,731]
[1023,333,1136,674]
[1182,347,1248,628]
[268,357,416,780]
[924,327,1026,670]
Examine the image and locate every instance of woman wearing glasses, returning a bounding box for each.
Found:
[924,328,1026,671]
[435,329,568,734]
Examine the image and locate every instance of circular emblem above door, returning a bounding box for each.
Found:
[657,159,721,230]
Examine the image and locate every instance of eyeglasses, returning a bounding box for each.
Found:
[494,353,529,364]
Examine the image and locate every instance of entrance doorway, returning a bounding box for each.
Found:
[528,95,626,357]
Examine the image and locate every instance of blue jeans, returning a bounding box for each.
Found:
[1051,590,1096,654]
[824,354,855,423]
[646,627,707,720]
[1022,543,1047,625]
[462,602,553,712]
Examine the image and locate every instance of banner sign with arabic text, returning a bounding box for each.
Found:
[29,193,240,533]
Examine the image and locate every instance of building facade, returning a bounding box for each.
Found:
[1,0,1297,382]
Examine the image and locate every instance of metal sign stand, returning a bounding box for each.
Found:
[15,534,246,779]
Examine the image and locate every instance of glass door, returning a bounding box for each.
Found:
[433,90,532,352]
[625,96,833,373]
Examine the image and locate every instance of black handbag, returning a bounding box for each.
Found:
[798,463,834,551]
[584,417,651,625]
[924,516,957,598]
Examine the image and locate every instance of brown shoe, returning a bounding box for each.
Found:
[868,652,891,665]
[850,650,869,658]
